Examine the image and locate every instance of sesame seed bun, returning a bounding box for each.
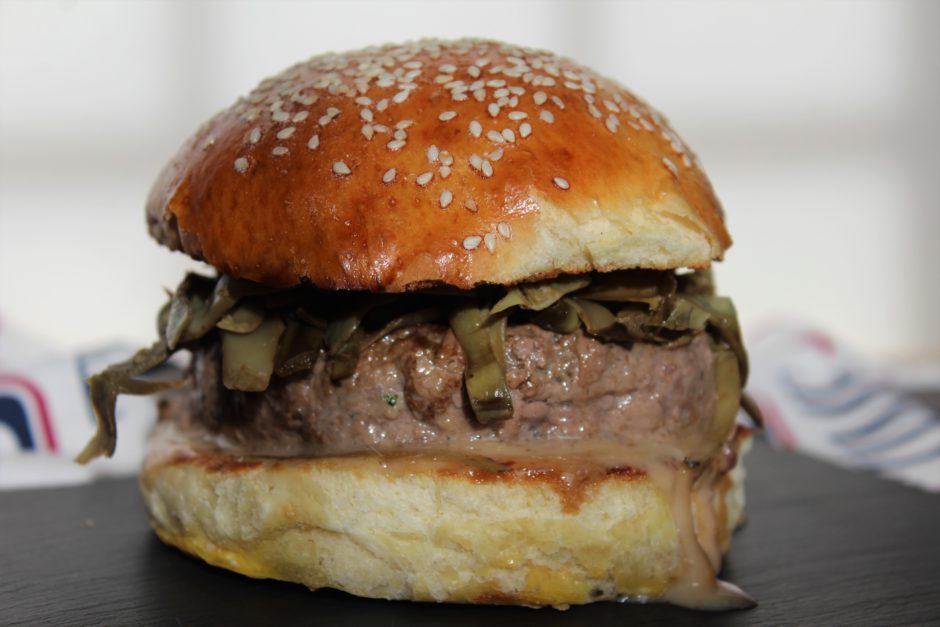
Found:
[141,419,749,607]
[147,39,730,291]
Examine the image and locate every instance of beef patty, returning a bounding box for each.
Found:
[176,324,717,457]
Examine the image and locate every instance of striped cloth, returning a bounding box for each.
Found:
[747,324,940,493]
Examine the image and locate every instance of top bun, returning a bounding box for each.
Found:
[147,39,730,291]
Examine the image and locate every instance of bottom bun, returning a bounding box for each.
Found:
[141,419,751,609]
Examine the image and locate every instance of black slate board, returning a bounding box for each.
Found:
[2,437,939,627]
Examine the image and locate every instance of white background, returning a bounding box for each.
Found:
[1,0,938,360]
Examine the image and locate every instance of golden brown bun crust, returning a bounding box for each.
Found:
[140,420,748,606]
[147,39,731,290]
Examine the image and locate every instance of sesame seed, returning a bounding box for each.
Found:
[451,92,469,102]
[497,96,509,107]
[234,157,249,173]
[376,98,389,111]
[564,80,581,91]
[534,91,548,105]
[361,124,374,140]
[463,235,482,250]
[465,198,478,212]
[440,150,454,165]
[247,127,261,144]
[440,63,457,73]
[435,74,454,84]
[501,128,516,143]
[467,65,481,78]
[276,126,296,140]
[393,129,407,140]
[507,111,527,120]
[326,107,340,117]
[386,139,406,151]
[481,159,493,177]
[640,118,655,131]
[488,147,504,161]
[553,176,570,190]
[416,171,434,186]
[469,154,483,170]
[373,124,390,133]
[292,111,309,123]
[494,87,510,98]
[682,154,693,167]
[440,190,453,208]
[427,144,440,162]
[393,90,410,104]
[469,120,483,137]
[509,85,526,96]
[272,146,289,156]
[318,114,333,126]
[473,89,486,102]
[603,99,620,112]
[360,109,373,122]
[438,110,457,121]
[485,129,504,144]
[605,115,619,133]
[307,134,320,150]
[272,110,290,123]
[540,110,555,124]
[497,222,511,238]
[395,120,414,129]
[551,95,565,109]
[662,157,679,175]
[440,165,452,178]
[628,120,642,131]
[487,79,506,88]
[487,103,500,117]
[382,168,396,183]
[483,233,496,252]
[519,122,532,138]
[333,161,351,176]
[355,96,372,106]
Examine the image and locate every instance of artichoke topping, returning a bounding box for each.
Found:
[78,268,761,463]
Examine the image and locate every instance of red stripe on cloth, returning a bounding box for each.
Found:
[0,373,58,452]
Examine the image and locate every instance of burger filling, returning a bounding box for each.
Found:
[77,269,760,463]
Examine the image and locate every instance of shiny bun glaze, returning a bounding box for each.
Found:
[147,39,731,291]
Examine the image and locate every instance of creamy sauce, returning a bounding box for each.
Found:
[651,462,755,610]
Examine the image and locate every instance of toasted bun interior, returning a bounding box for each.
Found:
[147,39,730,291]
[141,420,748,607]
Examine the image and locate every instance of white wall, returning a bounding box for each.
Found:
[1,0,938,359]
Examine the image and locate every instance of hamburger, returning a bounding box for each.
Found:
[77,39,761,610]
